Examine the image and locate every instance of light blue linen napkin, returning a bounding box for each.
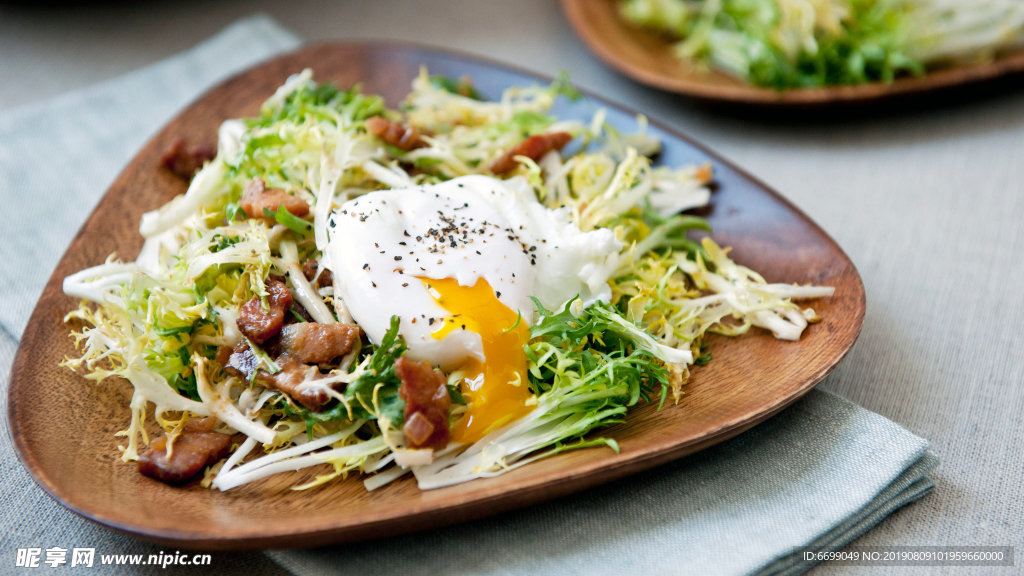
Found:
[0,15,936,576]
[268,392,936,576]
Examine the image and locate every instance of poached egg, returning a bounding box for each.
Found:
[326,175,620,441]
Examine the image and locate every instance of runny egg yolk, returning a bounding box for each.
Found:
[421,277,534,444]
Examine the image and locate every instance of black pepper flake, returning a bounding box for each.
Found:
[394,256,403,261]
[371,281,377,288]
[496,291,502,298]
[402,283,409,287]
[362,263,369,270]
[428,318,435,325]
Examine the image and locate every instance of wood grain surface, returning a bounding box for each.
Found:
[6,41,865,549]
[561,0,1024,105]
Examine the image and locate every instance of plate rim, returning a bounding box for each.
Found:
[6,39,866,549]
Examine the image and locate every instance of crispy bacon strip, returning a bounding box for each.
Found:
[264,357,330,411]
[239,178,310,219]
[365,116,427,151]
[396,357,451,449]
[236,279,293,344]
[220,342,332,411]
[220,321,362,411]
[490,131,572,175]
[280,323,362,365]
[138,418,232,485]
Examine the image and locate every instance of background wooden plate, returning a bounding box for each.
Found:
[7,41,865,550]
[562,0,1024,105]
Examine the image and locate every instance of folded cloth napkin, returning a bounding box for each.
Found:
[0,14,936,576]
[269,392,937,576]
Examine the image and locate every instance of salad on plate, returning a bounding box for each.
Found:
[62,68,833,492]
[619,0,1024,89]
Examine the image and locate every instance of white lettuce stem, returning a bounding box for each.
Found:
[278,240,336,324]
[140,161,227,237]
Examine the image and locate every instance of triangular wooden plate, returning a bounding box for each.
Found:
[7,42,865,549]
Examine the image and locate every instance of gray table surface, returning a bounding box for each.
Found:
[2,1,1022,574]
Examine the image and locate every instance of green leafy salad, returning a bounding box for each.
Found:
[62,68,833,491]
[620,0,1024,88]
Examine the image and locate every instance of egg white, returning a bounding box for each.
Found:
[325,175,621,369]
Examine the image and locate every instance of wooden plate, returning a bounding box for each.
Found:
[7,41,865,550]
[562,0,1024,105]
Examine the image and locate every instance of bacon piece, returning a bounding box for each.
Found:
[220,342,331,411]
[138,418,232,485]
[236,279,293,344]
[239,178,310,219]
[396,357,451,449]
[490,131,573,175]
[221,341,261,380]
[280,323,361,364]
[161,138,216,180]
[265,357,330,411]
[365,116,427,151]
[301,259,333,288]
[301,259,317,281]
[403,412,436,448]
